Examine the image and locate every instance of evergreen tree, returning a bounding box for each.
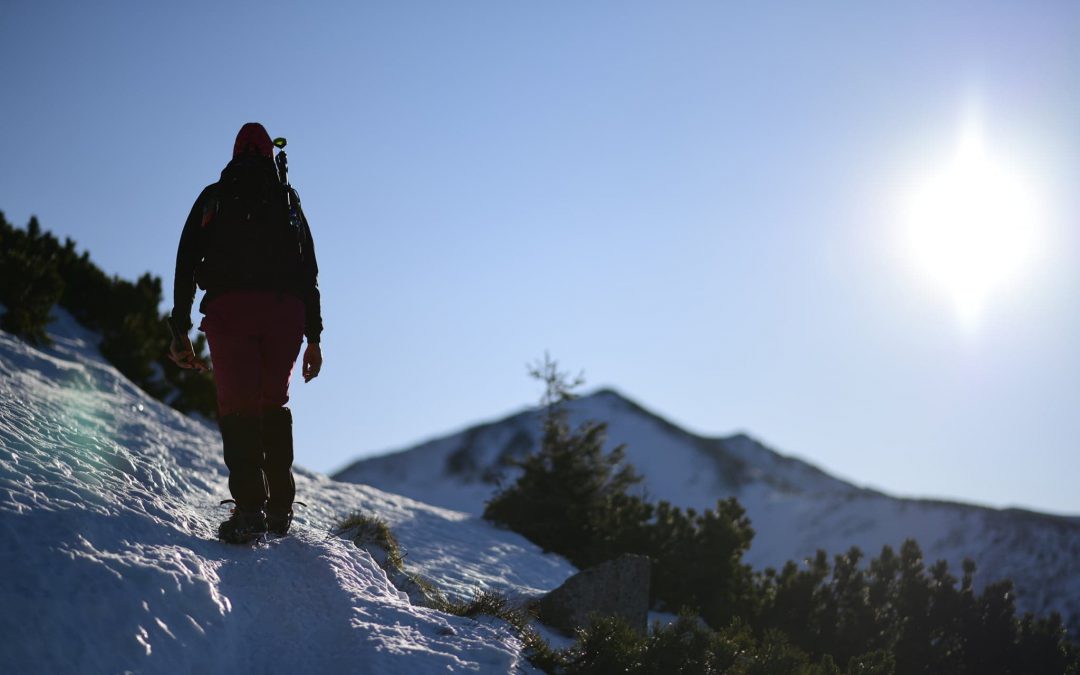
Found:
[647,498,756,628]
[757,539,1080,674]
[0,215,64,345]
[484,355,651,568]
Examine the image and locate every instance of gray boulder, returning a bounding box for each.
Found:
[537,554,651,636]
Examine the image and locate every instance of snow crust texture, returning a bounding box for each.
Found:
[0,313,574,674]
[337,389,1080,635]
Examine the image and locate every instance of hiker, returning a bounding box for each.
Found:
[167,122,323,543]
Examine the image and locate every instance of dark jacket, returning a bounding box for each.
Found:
[171,176,323,343]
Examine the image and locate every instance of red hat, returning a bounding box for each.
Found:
[233,122,273,158]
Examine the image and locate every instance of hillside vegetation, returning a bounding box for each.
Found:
[0,212,216,419]
[485,357,1080,674]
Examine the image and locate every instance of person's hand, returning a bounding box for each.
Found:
[168,334,209,372]
[303,342,322,382]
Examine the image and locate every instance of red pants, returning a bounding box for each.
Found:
[200,291,305,417]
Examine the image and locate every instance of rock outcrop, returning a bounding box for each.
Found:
[537,554,651,636]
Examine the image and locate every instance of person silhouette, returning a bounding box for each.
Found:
[168,122,323,543]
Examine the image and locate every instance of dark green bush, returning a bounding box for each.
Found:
[555,615,858,675]
[484,355,652,570]
[646,498,757,628]
[484,356,760,629]
[0,216,64,345]
[757,540,1079,675]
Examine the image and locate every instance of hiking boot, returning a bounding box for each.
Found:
[218,507,267,544]
[262,407,295,517]
[220,413,268,511]
[266,509,293,536]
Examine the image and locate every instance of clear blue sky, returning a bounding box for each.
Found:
[3,1,1078,514]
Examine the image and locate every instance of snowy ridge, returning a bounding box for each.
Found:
[0,312,574,674]
[335,389,1080,634]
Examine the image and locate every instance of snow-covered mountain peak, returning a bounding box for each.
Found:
[335,387,1080,636]
[336,387,861,514]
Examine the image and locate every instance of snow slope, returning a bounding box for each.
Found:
[0,312,575,674]
[335,389,1080,635]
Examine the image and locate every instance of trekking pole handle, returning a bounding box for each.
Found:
[273,136,291,187]
[275,149,290,187]
[273,141,303,249]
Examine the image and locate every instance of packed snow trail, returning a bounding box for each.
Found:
[0,311,575,674]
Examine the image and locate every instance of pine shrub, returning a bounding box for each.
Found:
[0,216,63,345]
[483,355,652,570]
[756,539,1080,674]
[554,615,851,675]
[646,498,757,628]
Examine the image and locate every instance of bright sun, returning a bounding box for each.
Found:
[905,114,1042,326]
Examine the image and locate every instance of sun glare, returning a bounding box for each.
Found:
[905,114,1042,327]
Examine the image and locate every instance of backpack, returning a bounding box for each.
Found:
[195,155,304,293]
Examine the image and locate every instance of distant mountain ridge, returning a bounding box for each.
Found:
[334,388,1080,634]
